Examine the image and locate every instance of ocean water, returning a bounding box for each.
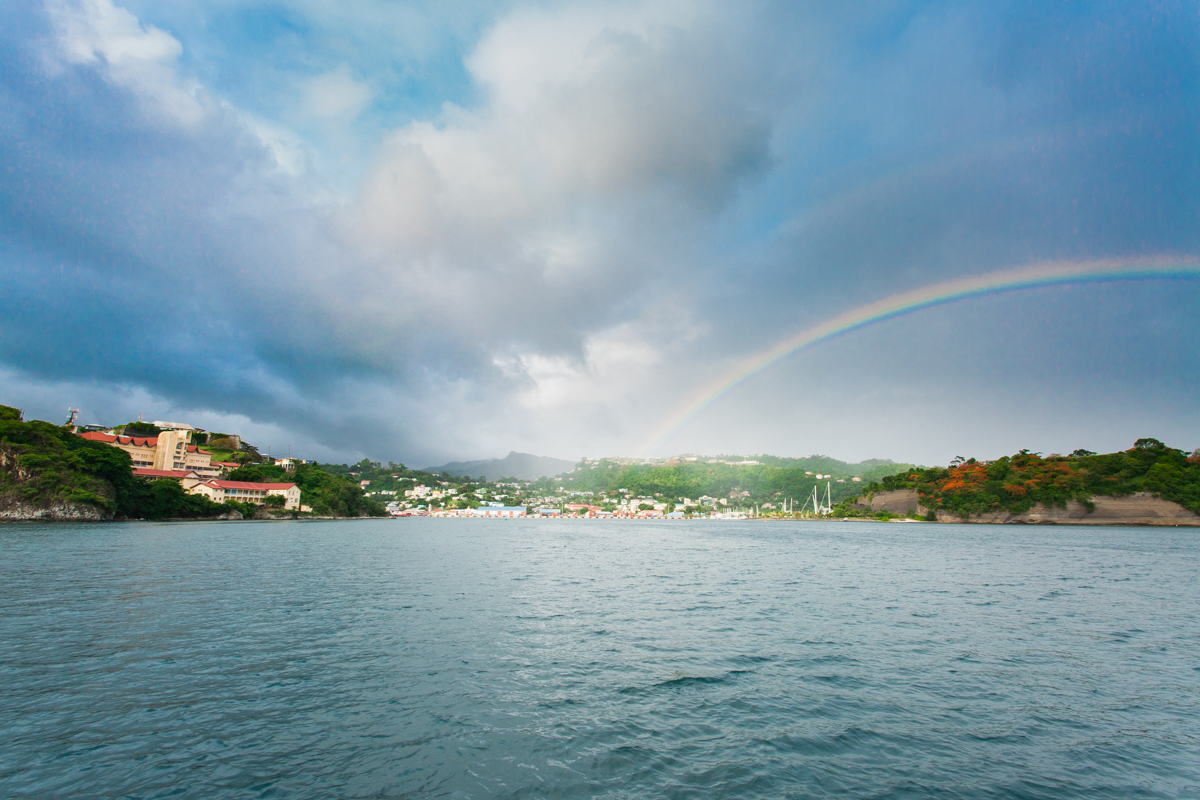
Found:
[1,520,1198,799]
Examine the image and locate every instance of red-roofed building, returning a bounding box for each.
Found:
[79,429,222,478]
[134,468,201,482]
[186,479,301,510]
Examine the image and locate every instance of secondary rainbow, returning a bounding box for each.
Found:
[638,257,1200,456]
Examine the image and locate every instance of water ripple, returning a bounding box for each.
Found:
[1,520,1198,798]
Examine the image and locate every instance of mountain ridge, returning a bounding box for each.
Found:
[423,451,577,481]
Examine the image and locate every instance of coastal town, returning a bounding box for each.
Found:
[4,405,1197,526]
[53,410,877,519]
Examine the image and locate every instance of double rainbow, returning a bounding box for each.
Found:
[638,257,1200,456]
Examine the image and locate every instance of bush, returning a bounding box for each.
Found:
[122,421,162,437]
[851,440,1200,517]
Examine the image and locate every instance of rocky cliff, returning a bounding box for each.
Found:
[0,502,108,521]
[856,490,1200,526]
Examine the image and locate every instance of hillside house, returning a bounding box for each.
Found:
[184,478,301,510]
[80,429,223,479]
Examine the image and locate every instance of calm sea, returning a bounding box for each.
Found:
[1,520,1197,799]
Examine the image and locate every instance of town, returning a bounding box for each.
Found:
[351,454,890,519]
[58,410,896,519]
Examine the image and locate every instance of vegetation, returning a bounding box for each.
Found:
[0,405,227,519]
[226,461,388,517]
[0,405,385,520]
[118,421,162,437]
[840,439,1200,518]
[528,456,914,508]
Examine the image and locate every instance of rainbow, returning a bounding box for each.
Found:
[638,257,1200,456]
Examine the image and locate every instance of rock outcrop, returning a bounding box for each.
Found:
[853,489,927,516]
[0,502,108,521]
[857,491,1199,526]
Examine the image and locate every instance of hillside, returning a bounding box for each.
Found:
[0,405,228,520]
[535,455,918,506]
[843,439,1200,523]
[224,462,388,517]
[425,451,577,481]
[0,404,387,520]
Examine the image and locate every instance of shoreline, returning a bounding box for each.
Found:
[4,515,1197,527]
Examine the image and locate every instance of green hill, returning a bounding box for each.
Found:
[0,405,225,520]
[540,455,918,505]
[224,462,388,517]
[842,439,1200,518]
[0,404,387,520]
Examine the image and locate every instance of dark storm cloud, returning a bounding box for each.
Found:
[0,1,1196,463]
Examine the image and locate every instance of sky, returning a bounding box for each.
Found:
[1,0,1197,467]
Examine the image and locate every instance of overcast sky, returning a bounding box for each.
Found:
[2,0,1197,466]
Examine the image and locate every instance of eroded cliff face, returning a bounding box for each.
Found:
[0,503,107,521]
[0,442,113,521]
[854,489,927,515]
[858,490,1199,526]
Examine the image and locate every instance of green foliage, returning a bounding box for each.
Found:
[0,414,235,519]
[263,493,286,508]
[855,440,1200,517]
[293,464,386,517]
[136,479,230,520]
[226,463,289,482]
[225,461,387,516]
[536,458,881,506]
[122,421,162,437]
[0,405,22,422]
[1,417,121,513]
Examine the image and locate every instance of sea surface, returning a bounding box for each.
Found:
[1,520,1198,799]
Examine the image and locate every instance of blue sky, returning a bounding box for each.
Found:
[1,0,1197,466]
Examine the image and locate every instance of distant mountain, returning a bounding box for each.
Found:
[423,451,577,481]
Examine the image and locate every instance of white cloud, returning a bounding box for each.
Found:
[44,0,205,126]
[357,1,770,242]
[302,64,373,120]
[350,1,772,411]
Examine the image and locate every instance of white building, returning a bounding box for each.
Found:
[185,478,301,510]
[473,506,526,517]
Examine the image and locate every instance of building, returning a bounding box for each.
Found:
[134,468,201,482]
[80,429,223,480]
[152,421,198,431]
[184,478,301,510]
[473,506,526,518]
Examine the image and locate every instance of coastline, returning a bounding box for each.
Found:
[6,513,1196,527]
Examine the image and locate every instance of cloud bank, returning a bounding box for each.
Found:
[1,0,1197,465]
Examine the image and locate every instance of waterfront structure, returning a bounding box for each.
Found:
[184,478,301,510]
[473,506,526,517]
